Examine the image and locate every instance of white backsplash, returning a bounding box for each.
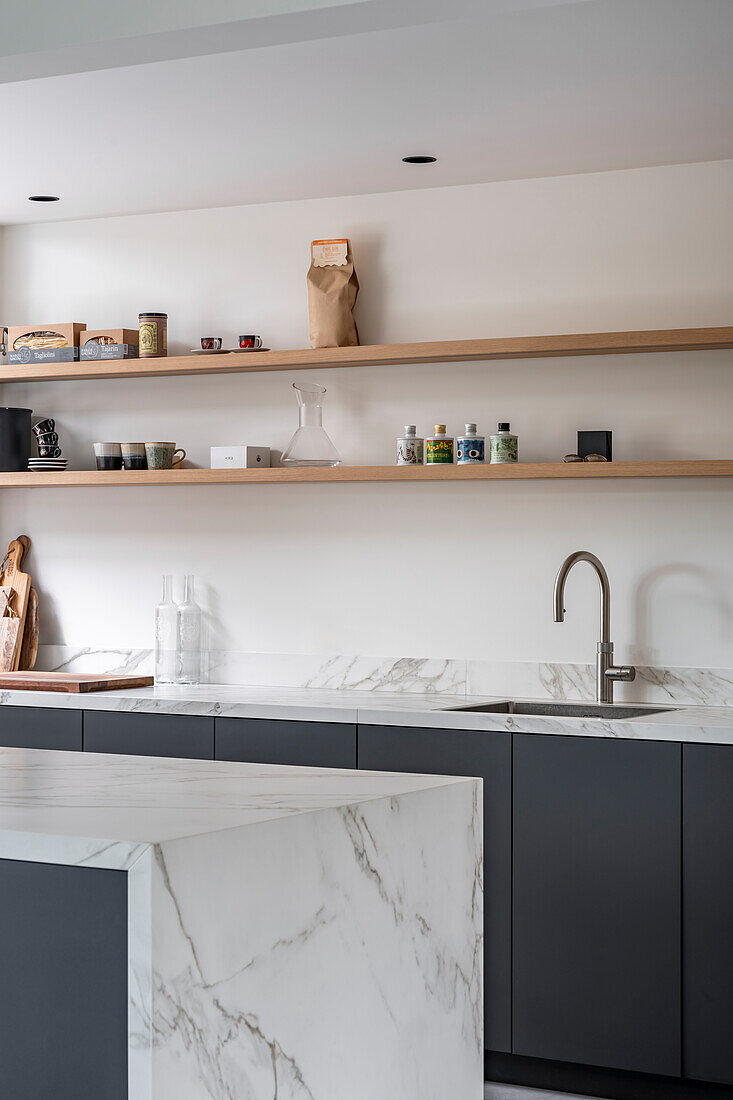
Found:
[35,645,733,707]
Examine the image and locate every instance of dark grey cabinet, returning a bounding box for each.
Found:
[0,704,82,751]
[683,744,733,1085]
[513,733,681,1076]
[216,718,356,768]
[84,711,214,759]
[0,858,127,1099]
[357,723,511,1053]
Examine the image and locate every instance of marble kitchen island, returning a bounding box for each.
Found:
[0,746,482,1100]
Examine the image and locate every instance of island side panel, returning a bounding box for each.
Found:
[147,779,482,1100]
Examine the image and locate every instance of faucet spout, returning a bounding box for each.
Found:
[553,550,611,640]
[552,551,634,704]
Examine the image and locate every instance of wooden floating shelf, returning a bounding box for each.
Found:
[1,462,732,488]
[1,326,731,384]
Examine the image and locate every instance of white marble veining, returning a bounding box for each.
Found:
[0,747,482,1100]
[0,747,462,843]
[35,645,733,707]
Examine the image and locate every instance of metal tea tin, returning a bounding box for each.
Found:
[139,312,168,358]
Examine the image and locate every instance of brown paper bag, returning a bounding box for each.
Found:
[307,239,359,348]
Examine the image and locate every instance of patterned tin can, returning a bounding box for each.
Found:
[396,425,424,465]
[139,312,168,358]
[426,424,454,464]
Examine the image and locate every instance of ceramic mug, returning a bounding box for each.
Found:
[33,418,55,436]
[145,442,186,470]
[38,444,62,458]
[94,442,122,470]
[122,442,148,470]
[238,335,263,349]
[36,431,59,446]
[201,337,222,351]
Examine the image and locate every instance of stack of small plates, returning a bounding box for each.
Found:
[28,457,68,471]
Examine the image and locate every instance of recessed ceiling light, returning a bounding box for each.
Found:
[402,155,437,164]
[28,195,60,202]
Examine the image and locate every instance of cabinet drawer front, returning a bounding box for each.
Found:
[358,723,511,1054]
[0,705,82,751]
[84,711,214,759]
[215,718,356,769]
[684,744,733,1085]
[513,733,681,1076]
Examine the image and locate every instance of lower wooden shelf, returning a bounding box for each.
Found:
[0,461,731,487]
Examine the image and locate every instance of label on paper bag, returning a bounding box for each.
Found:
[311,239,349,267]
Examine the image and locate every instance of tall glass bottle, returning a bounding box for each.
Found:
[281,381,342,466]
[155,575,178,684]
[177,574,202,685]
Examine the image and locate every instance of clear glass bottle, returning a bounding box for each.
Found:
[154,574,178,684]
[177,574,203,685]
[281,381,342,466]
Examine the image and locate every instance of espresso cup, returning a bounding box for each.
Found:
[36,431,59,446]
[122,442,148,471]
[145,442,186,470]
[238,335,263,349]
[94,442,123,471]
[201,337,223,351]
[33,418,55,436]
[38,444,62,458]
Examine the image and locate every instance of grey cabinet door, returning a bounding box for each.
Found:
[683,744,733,1085]
[0,704,82,750]
[513,733,681,1076]
[357,723,511,1053]
[0,858,127,1100]
[84,710,214,758]
[216,718,356,768]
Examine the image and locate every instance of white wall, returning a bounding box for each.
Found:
[1,159,731,668]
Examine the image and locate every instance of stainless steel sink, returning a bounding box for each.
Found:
[443,700,678,720]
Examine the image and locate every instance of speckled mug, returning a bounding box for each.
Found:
[145,442,185,469]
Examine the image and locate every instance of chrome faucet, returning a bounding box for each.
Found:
[553,551,636,704]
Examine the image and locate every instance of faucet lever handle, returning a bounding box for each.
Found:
[605,665,636,683]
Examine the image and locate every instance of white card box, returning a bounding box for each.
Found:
[210,445,271,469]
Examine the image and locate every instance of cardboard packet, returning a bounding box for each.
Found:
[307,239,359,348]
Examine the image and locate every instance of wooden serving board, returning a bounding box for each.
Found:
[0,537,32,671]
[0,672,154,693]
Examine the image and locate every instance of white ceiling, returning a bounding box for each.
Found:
[1,0,731,225]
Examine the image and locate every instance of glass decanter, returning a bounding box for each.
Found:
[177,574,202,685]
[281,381,342,466]
[154,575,178,684]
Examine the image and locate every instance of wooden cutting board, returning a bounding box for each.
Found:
[0,672,154,693]
[0,537,32,671]
[18,588,39,671]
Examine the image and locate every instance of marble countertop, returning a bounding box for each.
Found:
[2,682,733,744]
[0,745,465,845]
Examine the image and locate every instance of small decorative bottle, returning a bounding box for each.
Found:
[177,574,203,685]
[154,575,178,684]
[457,423,485,464]
[426,424,454,464]
[490,422,518,464]
[396,425,424,465]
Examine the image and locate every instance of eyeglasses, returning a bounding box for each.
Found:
[563,454,608,463]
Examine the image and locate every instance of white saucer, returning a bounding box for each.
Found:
[188,347,270,355]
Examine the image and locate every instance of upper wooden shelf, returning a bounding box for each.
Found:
[1,461,731,488]
[1,326,731,384]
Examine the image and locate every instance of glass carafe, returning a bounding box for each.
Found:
[155,575,178,684]
[281,381,342,467]
[177,574,202,685]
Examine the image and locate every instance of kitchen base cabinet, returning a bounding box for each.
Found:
[0,704,82,751]
[84,711,214,759]
[0,858,127,1099]
[683,744,733,1086]
[513,734,681,1077]
[216,718,356,768]
[357,723,511,1053]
